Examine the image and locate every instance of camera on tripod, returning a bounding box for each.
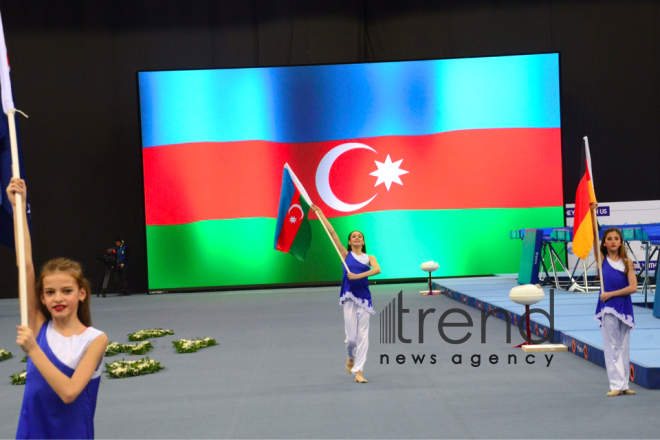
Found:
[97,248,118,270]
[97,239,128,298]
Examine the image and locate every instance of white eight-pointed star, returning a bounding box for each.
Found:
[369,154,409,191]
[288,215,298,224]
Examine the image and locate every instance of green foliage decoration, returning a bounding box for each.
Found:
[105,357,164,379]
[11,370,26,385]
[0,349,13,362]
[128,328,174,341]
[172,337,218,354]
[105,341,153,357]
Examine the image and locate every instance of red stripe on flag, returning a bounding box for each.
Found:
[143,128,562,225]
[275,191,304,252]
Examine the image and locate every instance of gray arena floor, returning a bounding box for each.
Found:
[0,282,657,439]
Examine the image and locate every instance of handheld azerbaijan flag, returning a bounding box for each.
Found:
[274,164,312,261]
[572,137,597,260]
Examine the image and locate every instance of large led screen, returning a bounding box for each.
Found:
[139,53,563,290]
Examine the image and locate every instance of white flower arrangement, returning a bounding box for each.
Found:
[128,328,174,341]
[172,337,218,353]
[11,370,26,385]
[105,341,153,357]
[105,342,123,356]
[0,349,13,362]
[105,357,164,379]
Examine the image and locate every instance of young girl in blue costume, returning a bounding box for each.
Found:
[7,178,109,439]
[311,205,381,383]
[593,226,637,396]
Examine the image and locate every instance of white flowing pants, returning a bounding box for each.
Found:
[601,313,631,391]
[344,299,370,374]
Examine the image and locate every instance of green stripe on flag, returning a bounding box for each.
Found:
[146,207,564,290]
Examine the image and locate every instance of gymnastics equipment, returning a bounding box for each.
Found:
[512,227,578,290]
[509,284,567,351]
[516,229,543,285]
[420,261,440,295]
[509,283,545,305]
[512,223,660,299]
[509,284,543,347]
[615,224,660,312]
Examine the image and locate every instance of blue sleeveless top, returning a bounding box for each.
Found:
[340,252,375,314]
[17,322,103,439]
[594,258,635,329]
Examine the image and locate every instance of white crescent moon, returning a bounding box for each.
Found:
[287,203,304,220]
[316,143,377,212]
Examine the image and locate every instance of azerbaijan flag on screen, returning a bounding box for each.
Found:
[139,53,564,290]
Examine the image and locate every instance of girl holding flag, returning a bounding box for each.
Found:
[7,178,108,438]
[593,222,637,396]
[311,205,380,384]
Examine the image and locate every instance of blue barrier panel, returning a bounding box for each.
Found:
[518,229,543,284]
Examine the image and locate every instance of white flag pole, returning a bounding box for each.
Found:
[285,163,350,273]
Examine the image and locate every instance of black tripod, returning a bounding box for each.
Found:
[98,267,128,298]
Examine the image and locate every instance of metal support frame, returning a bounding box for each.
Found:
[563,239,649,294]
[538,241,583,291]
[640,242,659,307]
[514,227,656,298]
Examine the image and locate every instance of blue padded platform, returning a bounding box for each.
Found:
[432,276,660,389]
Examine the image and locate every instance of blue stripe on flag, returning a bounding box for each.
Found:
[139,53,560,147]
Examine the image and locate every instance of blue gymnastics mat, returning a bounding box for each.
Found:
[432,276,660,389]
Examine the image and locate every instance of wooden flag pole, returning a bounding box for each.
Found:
[8,109,27,326]
[582,136,603,293]
[590,205,604,293]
